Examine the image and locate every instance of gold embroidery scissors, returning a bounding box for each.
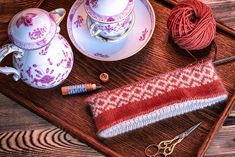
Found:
[145,122,201,157]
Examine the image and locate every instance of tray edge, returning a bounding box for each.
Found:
[197,94,235,157]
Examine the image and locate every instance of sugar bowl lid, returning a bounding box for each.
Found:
[85,0,135,23]
[8,8,57,50]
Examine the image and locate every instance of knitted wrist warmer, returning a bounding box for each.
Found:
[85,60,228,138]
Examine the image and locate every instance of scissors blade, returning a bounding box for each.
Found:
[179,122,201,139]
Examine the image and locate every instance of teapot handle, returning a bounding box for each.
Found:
[0,44,24,81]
[49,8,66,29]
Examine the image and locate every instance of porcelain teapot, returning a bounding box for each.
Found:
[0,8,74,89]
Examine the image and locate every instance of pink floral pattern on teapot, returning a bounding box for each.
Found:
[29,27,47,40]
[0,8,74,89]
[16,13,37,28]
[7,8,59,50]
[13,34,73,89]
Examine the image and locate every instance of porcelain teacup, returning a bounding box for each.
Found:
[84,0,135,42]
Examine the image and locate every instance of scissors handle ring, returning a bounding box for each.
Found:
[145,144,159,157]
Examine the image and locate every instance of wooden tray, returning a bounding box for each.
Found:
[0,0,235,156]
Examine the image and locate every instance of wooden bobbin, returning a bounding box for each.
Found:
[99,73,109,83]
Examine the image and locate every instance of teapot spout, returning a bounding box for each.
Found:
[49,8,66,25]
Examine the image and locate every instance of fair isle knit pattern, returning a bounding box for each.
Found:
[85,60,228,138]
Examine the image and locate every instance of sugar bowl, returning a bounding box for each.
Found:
[0,8,74,89]
[85,0,135,42]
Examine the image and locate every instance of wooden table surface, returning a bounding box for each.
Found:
[0,0,235,156]
[0,93,235,157]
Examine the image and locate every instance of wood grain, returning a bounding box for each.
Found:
[0,94,51,133]
[202,0,235,30]
[206,126,235,157]
[0,93,235,157]
[199,94,235,157]
[1,94,235,157]
[0,0,234,156]
[0,128,104,157]
[0,93,103,157]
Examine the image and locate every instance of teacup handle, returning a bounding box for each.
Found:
[49,8,66,33]
[0,44,24,81]
[90,22,102,36]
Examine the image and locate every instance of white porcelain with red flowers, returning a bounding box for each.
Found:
[8,8,64,50]
[85,0,135,41]
[0,8,74,89]
[85,0,135,23]
[67,0,155,61]
[87,13,134,40]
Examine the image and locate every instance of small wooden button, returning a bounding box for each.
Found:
[99,73,109,83]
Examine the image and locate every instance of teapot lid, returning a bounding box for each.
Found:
[8,8,57,50]
[85,0,135,23]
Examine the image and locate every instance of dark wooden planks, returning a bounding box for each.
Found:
[0,94,104,157]
[199,94,235,156]
[0,0,234,156]
[206,126,235,157]
[0,94,51,133]
[202,0,235,30]
[0,128,104,157]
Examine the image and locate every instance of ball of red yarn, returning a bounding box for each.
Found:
[167,0,216,51]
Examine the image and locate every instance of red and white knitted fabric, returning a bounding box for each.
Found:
[85,60,228,138]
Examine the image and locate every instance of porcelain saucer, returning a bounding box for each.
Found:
[67,0,155,61]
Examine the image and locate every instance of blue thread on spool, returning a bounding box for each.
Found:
[61,84,101,95]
